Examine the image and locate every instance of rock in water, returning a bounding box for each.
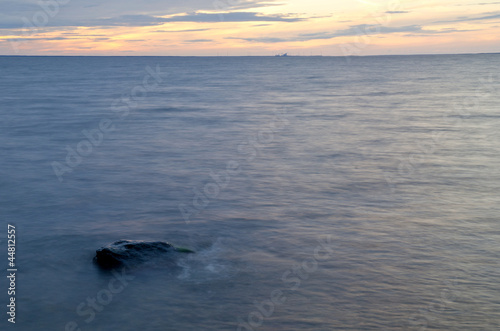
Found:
[94,240,194,269]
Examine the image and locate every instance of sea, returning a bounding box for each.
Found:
[1,54,499,330]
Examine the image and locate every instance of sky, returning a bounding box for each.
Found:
[0,0,499,55]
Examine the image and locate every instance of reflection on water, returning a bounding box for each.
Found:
[0,55,500,330]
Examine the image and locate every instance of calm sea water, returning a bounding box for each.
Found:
[1,55,500,330]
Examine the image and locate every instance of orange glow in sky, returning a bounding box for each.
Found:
[1,0,499,55]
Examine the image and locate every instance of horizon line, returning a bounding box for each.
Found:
[1,52,500,57]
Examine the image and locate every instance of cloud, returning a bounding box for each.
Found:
[0,1,41,15]
[227,24,424,43]
[184,39,214,43]
[0,0,280,16]
[403,28,478,37]
[153,28,211,33]
[0,0,286,29]
[226,23,480,44]
[60,33,108,36]
[386,11,409,14]
[456,2,500,5]
[0,11,303,29]
[85,12,303,27]
[434,11,500,23]
[227,36,287,43]
[212,0,283,10]
[0,36,75,42]
[159,12,303,23]
[303,24,423,38]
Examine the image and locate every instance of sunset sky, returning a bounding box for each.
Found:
[1,0,499,55]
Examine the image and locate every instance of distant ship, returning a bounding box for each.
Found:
[275,53,288,57]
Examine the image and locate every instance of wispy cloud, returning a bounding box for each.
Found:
[404,28,478,37]
[212,0,283,10]
[434,11,500,23]
[0,12,304,29]
[386,11,409,14]
[456,2,500,5]
[225,23,481,43]
[184,39,214,43]
[160,12,303,23]
[153,28,211,33]
[0,0,285,29]
[0,36,75,41]
[228,24,424,43]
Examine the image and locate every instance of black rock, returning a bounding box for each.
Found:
[94,240,194,269]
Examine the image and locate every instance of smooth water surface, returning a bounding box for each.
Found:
[1,55,500,330]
